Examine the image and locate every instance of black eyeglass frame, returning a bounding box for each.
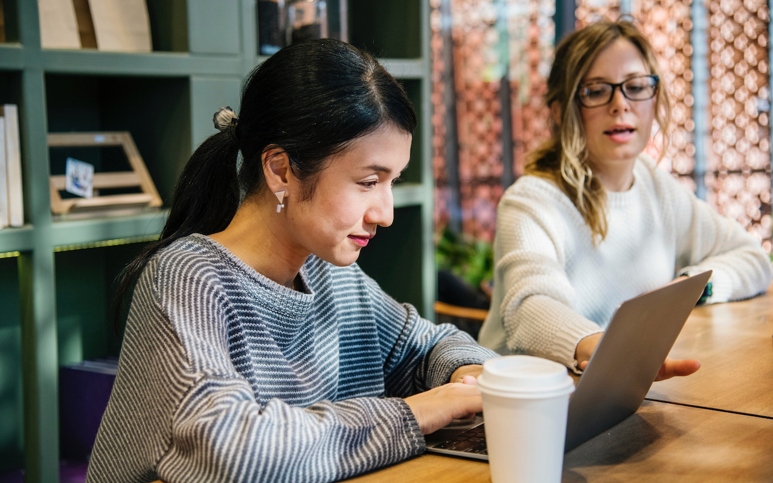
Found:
[576,74,660,108]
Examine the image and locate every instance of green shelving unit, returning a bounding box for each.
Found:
[0,1,434,482]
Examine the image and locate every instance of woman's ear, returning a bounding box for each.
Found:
[262,145,291,193]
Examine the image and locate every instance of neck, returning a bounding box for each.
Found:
[209,194,307,289]
[590,159,636,192]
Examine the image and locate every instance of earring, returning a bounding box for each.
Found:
[274,190,286,213]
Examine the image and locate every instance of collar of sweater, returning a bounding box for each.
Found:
[191,234,316,322]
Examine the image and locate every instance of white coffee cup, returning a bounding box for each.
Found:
[477,355,574,483]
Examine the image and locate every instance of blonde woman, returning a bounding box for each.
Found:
[478,20,772,378]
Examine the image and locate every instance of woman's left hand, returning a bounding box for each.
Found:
[578,356,701,381]
[654,357,701,381]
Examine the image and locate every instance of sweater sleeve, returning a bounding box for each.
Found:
[357,268,498,395]
[657,166,773,303]
[159,375,422,483]
[492,182,604,367]
[88,261,425,483]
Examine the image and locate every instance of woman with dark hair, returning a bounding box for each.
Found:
[478,20,772,376]
[88,39,496,483]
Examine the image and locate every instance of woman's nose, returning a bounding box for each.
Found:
[366,188,394,227]
[608,87,631,113]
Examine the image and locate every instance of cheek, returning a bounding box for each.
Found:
[320,194,362,229]
[580,113,602,144]
[636,110,656,143]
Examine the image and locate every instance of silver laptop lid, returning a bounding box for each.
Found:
[564,270,712,452]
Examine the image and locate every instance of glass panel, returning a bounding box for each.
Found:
[431,0,554,242]
[705,0,771,250]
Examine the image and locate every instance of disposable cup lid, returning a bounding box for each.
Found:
[477,355,574,398]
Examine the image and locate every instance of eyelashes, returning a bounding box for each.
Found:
[359,176,402,189]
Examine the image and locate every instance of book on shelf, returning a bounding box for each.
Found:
[38,0,82,49]
[2,105,23,228]
[87,0,152,52]
[59,358,118,462]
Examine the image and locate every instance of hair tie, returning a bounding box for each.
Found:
[213,106,239,131]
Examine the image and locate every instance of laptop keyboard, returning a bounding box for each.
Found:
[430,424,488,455]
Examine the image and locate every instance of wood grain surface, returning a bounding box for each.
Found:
[647,287,773,417]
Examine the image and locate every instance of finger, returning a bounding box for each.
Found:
[578,360,589,371]
[461,375,478,385]
[655,358,701,381]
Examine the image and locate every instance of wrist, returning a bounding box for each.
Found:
[449,364,483,383]
[697,281,713,305]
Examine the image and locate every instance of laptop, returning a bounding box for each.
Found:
[425,270,712,460]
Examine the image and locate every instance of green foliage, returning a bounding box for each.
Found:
[435,227,494,290]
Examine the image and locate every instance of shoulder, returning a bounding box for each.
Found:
[500,175,576,213]
[498,174,584,227]
[146,234,247,301]
[153,235,226,279]
[503,174,568,201]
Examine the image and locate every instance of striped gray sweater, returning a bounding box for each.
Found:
[87,234,497,483]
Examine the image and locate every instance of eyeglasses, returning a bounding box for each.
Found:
[577,75,659,108]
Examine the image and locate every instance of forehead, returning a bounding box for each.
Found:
[584,38,649,80]
[324,124,412,172]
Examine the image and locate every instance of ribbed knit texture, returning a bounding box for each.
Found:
[478,154,773,367]
[87,234,497,483]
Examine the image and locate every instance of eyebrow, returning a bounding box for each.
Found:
[364,164,396,175]
[583,72,650,83]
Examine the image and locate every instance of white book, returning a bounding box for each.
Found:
[0,117,7,228]
[37,0,82,49]
[87,0,152,52]
[2,105,23,227]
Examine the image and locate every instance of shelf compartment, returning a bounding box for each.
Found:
[0,256,23,476]
[349,0,421,59]
[146,0,189,53]
[55,242,152,366]
[46,74,191,206]
[34,0,188,55]
[1,0,19,45]
[0,69,22,112]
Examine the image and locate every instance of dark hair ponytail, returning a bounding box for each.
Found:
[111,129,240,325]
[113,38,416,325]
[163,130,241,239]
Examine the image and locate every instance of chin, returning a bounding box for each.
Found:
[322,251,361,267]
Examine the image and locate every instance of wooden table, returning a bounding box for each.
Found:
[346,289,773,482]
[646,287,773,417]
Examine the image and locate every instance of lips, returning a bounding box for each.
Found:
[348,235,373,247]
[603,126,635,135]
[603,125,636,143]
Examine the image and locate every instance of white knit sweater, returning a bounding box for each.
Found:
[478,155,772,367]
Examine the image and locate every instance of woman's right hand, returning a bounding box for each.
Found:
[575,332,700,381]
[404,378,482,435]
[575,332,603,369]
